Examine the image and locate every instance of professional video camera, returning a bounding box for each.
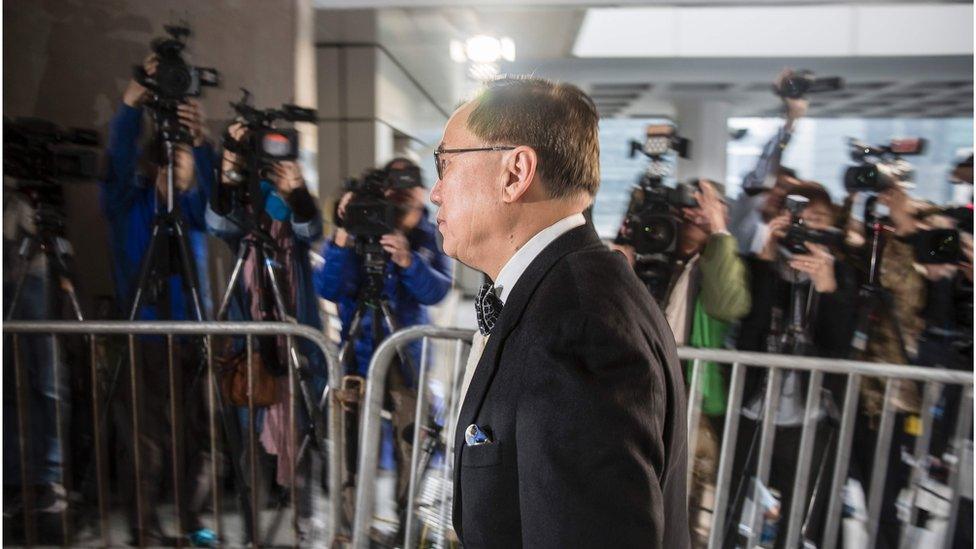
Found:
[222,88,317,214]
[340,165,423,239]
[617,124,698,302]
[844,137,926,193]
[774,70,843,99]
[622,124,695,255]
[780,195,844,256]
[134,24,219,143]
[4,117,100,186]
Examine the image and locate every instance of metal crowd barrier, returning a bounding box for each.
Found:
[350,326,974,549]
[2,321,344,548]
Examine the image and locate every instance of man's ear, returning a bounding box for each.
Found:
[501,146,538,204]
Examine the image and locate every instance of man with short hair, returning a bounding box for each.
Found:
[431,76,688,548]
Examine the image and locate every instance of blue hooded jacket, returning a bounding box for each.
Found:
[315,214,451,385]
[100,103,214,320]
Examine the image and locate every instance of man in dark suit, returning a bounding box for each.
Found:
[429,76,689,548]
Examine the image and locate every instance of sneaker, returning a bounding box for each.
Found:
[188,527,219,547]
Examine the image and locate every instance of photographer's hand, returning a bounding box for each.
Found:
[123,54,157,108]
[178,99,208,147]
[221,123,246,186]
[788,243,837,293]
[381,231,413,268]
[774,68,808,131]
[758,213,790,261]
[879,186,917,236]
[695,180,728,235]
[336,191,354,221]
[271,161,305,197]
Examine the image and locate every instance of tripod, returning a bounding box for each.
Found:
[724,261,831,548]
[213,216,331,545]
[849,197,911,363]
[334,239,419,536]
[6,206,84,322]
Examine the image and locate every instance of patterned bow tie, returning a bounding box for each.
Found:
[475,282,503,336]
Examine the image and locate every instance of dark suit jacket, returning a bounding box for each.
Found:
[452,224,689,548]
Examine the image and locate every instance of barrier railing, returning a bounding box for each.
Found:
[350,326,974,549]
[3,321,344,548]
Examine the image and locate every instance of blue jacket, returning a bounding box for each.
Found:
[100,103,214,320]
[206,182,328,381]
[315,215,451,384]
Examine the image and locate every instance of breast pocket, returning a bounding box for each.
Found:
[461,440,502,468]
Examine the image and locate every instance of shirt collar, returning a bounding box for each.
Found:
[493,212,586,304]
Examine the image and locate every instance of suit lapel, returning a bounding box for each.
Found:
[451,223,604,532]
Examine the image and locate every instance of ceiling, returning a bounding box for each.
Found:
[318,3,974,120]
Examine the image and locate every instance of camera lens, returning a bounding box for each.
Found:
[634,215,676,255]
[155,62,192,99]
[844,165,880,192]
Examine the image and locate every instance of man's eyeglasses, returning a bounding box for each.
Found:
[433,146,516,180]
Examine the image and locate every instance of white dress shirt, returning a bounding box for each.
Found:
[456,213,587,417]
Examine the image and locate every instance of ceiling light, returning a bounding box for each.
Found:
[465,35,502,64]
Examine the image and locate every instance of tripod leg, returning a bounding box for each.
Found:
[127,221,165,320]
[216,240,250,321]
[48,239,85,321]
[171,219,208,322]
[5,237,38,320]
[379,301,419,387]
[261,258,323,441]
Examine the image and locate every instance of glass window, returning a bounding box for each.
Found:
[727,117,974,204]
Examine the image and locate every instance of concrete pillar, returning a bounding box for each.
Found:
[673,98,732,187]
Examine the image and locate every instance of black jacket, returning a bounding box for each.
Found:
[452,224,689,548]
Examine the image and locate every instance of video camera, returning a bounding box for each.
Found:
[619,124,695,256]
[340,165,423,239]
[134,24,220,143]
[774,70,844,99]
[780,195,844,256]
[3,117,99,238]
[844,137,926,193]
[4,117,100,184]
[225,89,316,176]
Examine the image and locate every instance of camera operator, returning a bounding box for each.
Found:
[729,69,808,256]
[851,165,973,549]
[206,122,325,537]
[2,182,72,541]
[727,182,857,549]
[614,179,750,542]
[316,157,451,524]
[100,52,216,546]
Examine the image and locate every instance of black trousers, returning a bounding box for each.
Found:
[113,338,212,537]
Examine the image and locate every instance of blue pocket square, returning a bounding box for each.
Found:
[465,424,492,446]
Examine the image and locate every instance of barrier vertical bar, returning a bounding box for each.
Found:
[866,379,898,549]
[707,361,747,549]
[13,334,36,546]
[168,335,183,546]
[246,334,259,547]
[404,336,430,549]
[899,381,941,549]
[784,370,823,549]
[207,334,222,541]
[129,334,145,547]
[90,335,110,546]
[822,373,861,549]
[942,385,973,549]
[744,367,782,548]
[686,358,704,495]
